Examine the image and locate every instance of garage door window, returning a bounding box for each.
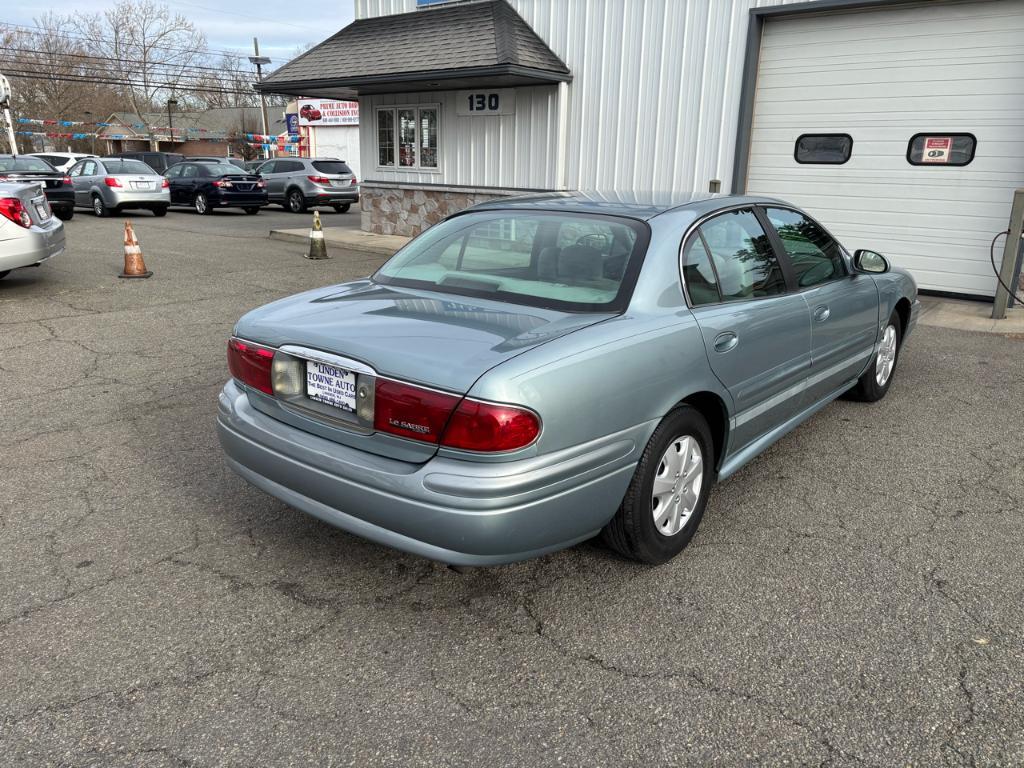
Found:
[907,134,976,166]
[794,134,853,165]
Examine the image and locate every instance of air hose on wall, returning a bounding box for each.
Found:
[990,230,1024,306]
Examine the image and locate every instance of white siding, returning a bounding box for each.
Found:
[355,0,787,194]
[746,0,1024,296]
[361,87,559,188]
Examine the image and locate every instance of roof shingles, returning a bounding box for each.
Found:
[263,0,568,87]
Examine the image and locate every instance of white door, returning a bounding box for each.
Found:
[745,0,1024,296]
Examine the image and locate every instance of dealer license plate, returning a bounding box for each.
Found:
[33,196,51,221]
[131,181,151,190]
[331,179,348,187]
[306,360,357,412]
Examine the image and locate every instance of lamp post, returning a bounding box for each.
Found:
[248,40,272,160]
[166,98,178,149]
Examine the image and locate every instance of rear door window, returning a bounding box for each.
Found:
[697,209,786,300]
[764,207,846,288]
[311,161,352,175]
[681,236,721,306]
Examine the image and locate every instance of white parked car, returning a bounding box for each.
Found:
[0,181,66,281]
[27,152,97,174]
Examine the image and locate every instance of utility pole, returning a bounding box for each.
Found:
[249,39,272,160]
[167,97,177,150]
[0,72,18,155]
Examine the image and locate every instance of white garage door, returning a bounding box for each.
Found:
[746,0,1024,296]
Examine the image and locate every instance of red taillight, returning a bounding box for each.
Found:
[227,338,274,395]
[373,380,460,443]
[307,175,330,185]
[351,177,358,186]
[104,177,121,188]
[257,179,267,188]
[161,178,169,188]
[0,197,32,228]
[441,400,541,452]
[62,175,72,185]
[372,378,541,451]
[212,179,232,188]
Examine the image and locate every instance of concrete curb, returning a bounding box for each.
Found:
[269,227,409,257]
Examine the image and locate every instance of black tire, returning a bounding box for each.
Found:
[55,207,74,221]
[193,192,211,215]
[849,310,902,402]
[287,189,306,213]
[0,270,10,280]
[602,405,714,564]
[152,206,168,217]
[332,203,351,213]
[244,207,260,215]
[92,195,108,218]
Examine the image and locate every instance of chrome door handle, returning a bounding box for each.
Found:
[813,305,830,322]
[713,331,739,353]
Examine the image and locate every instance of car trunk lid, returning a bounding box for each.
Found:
[234,280,612,461]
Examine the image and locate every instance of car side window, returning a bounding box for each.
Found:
[681,235,721,306]
[697,210,786,301]
[181,164,197,178]
[82,161,97,176]
[165,164,183,179]
[69,162,84,177]
[259,161,276,174]
[764,207,846,289]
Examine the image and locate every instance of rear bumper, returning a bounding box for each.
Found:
[45,189,75,209]
[217,380,641,565]
[107,189,171,207]
[213,192,269,208]
[307,188,359,205]
[0,219,65,271]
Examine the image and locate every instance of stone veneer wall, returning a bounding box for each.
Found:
[359,183,533,237]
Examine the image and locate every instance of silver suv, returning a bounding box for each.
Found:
[257,157,358,213]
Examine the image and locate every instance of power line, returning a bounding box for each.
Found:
[0,20,251,60]
[1,69,260,97]
[169,0,327,34]
[0,45,258,75]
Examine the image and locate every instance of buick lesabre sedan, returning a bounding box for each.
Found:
[218,193,919,565]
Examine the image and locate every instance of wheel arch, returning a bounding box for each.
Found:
[894,297,911,341]
[676,390,730,473]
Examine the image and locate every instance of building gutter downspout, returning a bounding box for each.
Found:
[555,80,569,190]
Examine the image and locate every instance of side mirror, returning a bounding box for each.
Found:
[854,249,889,274]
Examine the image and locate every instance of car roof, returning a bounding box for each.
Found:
[467,191,789,221]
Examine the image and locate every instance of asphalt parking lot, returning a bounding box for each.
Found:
[2,208,1023,767]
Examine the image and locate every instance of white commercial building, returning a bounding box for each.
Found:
[260,0,1024,297]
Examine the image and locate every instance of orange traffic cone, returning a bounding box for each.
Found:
[119,220,152,278]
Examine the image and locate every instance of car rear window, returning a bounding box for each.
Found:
[311,161,352,175]
[375,211,649,312]
[103,159,155,174]
[0,157,55,172]
[203,163,245,176]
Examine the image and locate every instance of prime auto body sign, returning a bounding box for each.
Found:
[298,100,359,127]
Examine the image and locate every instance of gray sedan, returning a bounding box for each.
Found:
[0,181,65,280]
[217,193,919,565]
[68,157,170,217]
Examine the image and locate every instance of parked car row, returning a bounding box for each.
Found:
[11,151,359,218]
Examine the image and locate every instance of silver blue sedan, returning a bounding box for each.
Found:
[217,193,919,565]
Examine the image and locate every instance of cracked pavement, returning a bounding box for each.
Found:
[1,208,1023,766]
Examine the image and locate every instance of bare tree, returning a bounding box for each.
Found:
[74,0,208,118]
[0,14,124,151]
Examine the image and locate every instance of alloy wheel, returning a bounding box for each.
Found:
[875,324,897,386]
[195,194,207,214]
[651,435,703,536]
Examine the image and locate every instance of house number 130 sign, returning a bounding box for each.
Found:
[457,89,515,116]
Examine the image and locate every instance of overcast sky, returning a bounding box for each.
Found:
[3,0,356,64]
